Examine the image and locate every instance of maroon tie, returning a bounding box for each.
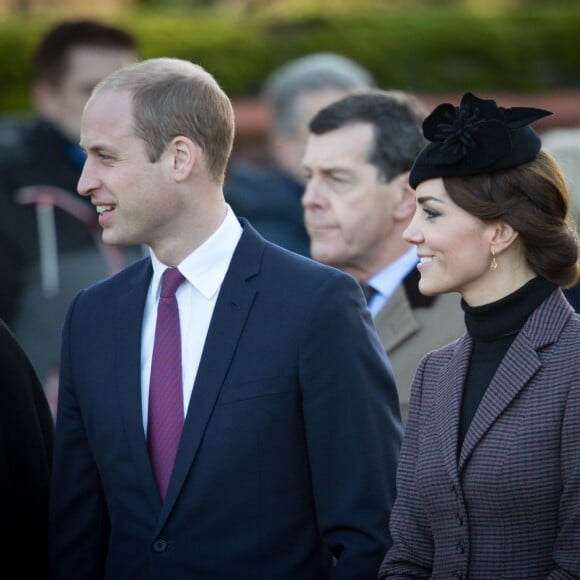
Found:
[148,267,185,500]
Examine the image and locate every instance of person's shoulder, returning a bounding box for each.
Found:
[0,317,37,372]
[422,334,465,366]
[263,239,336,273]
[76,256,150,300]
[0,115,35,164]
[261,242,362,298]
[561,304,580,337]
[237,220,350,283]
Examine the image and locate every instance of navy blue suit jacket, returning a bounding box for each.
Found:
[49,220,402,579]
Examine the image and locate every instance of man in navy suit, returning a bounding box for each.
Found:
[48,57,402,579]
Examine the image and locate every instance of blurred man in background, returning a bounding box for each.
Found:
[302,90,466,423]
[0,20,142,417]
[225,52,375,256]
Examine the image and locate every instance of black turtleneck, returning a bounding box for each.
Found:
[458,276,555,450]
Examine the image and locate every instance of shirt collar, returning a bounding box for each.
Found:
[150,204,242,299]
[367,246,418,300]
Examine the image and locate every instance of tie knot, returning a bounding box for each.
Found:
[160,267,185,298]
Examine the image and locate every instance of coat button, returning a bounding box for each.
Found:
[456,513,464,526]
[455,571,463,578]
[152,538,167,552]
[457,540,465,554]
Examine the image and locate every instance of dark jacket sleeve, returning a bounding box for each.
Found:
[0,318,54,577]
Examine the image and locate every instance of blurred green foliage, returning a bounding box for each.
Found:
[1,5,579,114]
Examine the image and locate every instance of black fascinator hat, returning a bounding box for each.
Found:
[409,92,552,189]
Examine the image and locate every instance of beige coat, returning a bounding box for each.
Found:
[373,271,465,424]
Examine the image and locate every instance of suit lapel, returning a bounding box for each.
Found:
[158,222,262,526]
[114,260,162,511]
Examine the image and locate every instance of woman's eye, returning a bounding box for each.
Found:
[423,206,441,219]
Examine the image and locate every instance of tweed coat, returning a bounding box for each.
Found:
[380,289,580,579]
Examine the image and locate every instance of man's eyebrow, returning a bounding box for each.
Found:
[82,144,113,155]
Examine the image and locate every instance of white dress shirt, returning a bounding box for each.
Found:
[365,246,418,317]
[141,206,242,431]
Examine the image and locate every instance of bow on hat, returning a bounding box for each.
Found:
[409,92,552,188]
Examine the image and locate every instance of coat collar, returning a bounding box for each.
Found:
[374,268,437,352]
[436,289,574,475]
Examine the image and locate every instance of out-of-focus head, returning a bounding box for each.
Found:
[92,57,235,183]
[263,52,375,180]
[302,90,425,279]
[542,127,580,227]
[32,19,138,141]
[403,92,579,302]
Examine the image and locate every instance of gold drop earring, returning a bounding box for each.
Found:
[490,249,498,271]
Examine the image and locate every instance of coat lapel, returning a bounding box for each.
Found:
[375,285,420,352]
[436,336,471,482]
[157,222,262,526]
[458,289,573,471]
[458,334,541,470]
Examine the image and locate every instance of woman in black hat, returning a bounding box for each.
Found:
[380,92,579,579]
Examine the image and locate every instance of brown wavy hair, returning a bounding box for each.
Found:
[444,150,580,288]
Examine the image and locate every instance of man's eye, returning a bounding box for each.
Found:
[329,174,348,184]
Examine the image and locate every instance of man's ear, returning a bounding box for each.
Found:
[392,172,416,221]
[168,136,196,182]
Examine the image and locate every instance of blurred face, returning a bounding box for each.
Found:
[275,87,352,181]
[302,123,397,275]
[78,89,182,251]
[36,46,137,141]
[403,178,496,304]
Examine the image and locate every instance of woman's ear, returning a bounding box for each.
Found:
[168,136,196,182]
[489,220,519,254]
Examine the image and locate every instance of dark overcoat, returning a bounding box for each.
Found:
[0,319,53,577]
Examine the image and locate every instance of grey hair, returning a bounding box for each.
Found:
[263,52,375,137]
